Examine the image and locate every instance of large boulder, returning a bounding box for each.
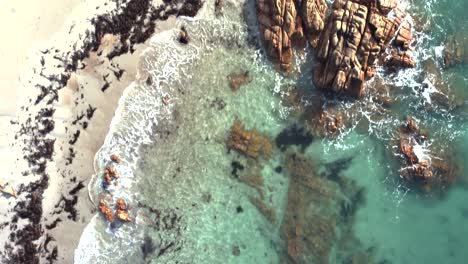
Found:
[257,0,328,71]
[257,0,299,72]
[314,0,415,97]
[300,0,328,48]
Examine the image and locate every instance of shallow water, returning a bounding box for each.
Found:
[75,0,468,263]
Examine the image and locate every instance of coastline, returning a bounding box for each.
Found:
[0,0,202,262]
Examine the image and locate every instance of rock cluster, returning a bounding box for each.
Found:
[398,117,432,181]
[104,165,120,185]
[99,198,132,223]
[257,0,415,97]
[98,154,133,224]
[396,117,457,192]
[116,198,132,222]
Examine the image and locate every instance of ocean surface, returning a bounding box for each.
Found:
[75,0,468,263]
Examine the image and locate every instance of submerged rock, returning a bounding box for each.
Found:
[249,196,276,224]
[281,152,368,263]
[226,120,273,159]
[227,71,252,91]
[275,124,313,152]
[443,33,467,68]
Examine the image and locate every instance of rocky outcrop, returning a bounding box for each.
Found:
[314,0,414,97]
[257,0,415,97]
[257,0,298,71]
[257,0,327,71]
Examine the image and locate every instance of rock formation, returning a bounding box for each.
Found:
[315,0,414,97]
[257,0,300,71]
[257,0,415,97]
[257,0,327,71]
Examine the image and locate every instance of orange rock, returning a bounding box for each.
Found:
[385,50,416,68]
[116,209,132,222]
[301,0,328,48]
[99,199,114,223]
[110,154,121,163]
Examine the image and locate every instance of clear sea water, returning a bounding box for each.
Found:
[75,0,468,263]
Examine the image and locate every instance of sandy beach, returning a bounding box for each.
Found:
[0,0,198,262]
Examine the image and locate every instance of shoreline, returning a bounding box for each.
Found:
[0,0,203,263]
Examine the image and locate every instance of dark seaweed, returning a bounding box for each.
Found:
[275,124,313,152]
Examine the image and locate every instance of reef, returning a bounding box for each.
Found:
[395,117,458,193]
[280,152,370,264]
[257,0,415,97]
[227,120,273,159]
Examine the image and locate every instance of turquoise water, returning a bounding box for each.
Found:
[75,0,468,263]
